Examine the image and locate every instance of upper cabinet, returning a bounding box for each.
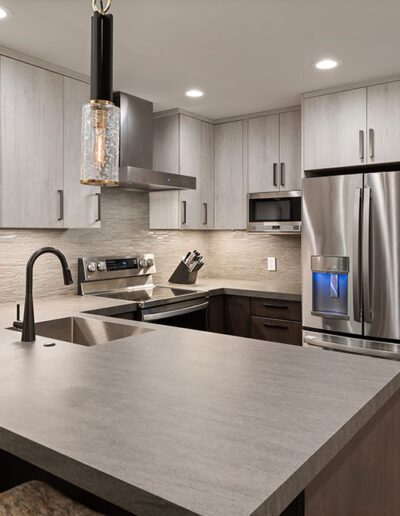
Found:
[180,115,202,229]
[303,88,367,170]
[149,114,215,230]
[0,56,100,228]
[279,111,302,190]
[150,107,300,231]
[367,81,400,164]
[0,57,64,228]
[201,122,215,229]
[248,114,279,193]
[303,80,400,171]
[63,77,101,228]
[214,121,246,229]
[248,110,301,192]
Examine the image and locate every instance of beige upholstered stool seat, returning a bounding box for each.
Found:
[0,480,101,515]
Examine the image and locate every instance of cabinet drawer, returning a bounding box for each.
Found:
[251,298,301,321]
[251,316,302,346]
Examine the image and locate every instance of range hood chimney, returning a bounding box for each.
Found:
[113,92,196,191]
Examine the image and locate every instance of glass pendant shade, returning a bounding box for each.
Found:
[81,100,120,186]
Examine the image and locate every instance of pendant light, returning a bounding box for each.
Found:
[81,0,120,186]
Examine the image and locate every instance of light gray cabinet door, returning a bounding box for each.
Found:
[215,121,245,229]
[180,115,202,229]
[367,81,400,164]
[149,115,180,229]
[63,77,101,228]
[0,56,64,228]
[303,88,367,170]
[279,111,301,191]
[201,122,215,229]
[248,114,279,193]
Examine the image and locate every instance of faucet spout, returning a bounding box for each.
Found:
[20,247,73,342]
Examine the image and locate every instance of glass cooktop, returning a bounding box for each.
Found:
[96,286,197,304]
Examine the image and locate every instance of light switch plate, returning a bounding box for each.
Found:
[267,257,277,271]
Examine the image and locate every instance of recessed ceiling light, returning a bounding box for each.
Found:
[185,89,204,98]
[0,5,11,19]
[314,58,339,70]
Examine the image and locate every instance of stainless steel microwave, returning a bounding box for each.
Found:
[247,191,302,233]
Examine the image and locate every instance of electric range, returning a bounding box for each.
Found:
[78,255,209,330]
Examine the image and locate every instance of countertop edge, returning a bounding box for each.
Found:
[0,428,196,515]
[249,372,400,516]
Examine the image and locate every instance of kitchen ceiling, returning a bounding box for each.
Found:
[1,0,400,119]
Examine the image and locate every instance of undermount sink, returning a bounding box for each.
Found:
[33,316,153,346]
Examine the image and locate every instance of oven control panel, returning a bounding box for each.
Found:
[78,254,156,284]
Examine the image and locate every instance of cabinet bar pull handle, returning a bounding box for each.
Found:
[368,128,375,159]
[359,130,364,160]
[203,202,208,225]
[58,190,64,221]
[263,323,289,330]
[280,162,285,187]
[263,303,288,309]
[96,193,101,222]
[182,200,187,225]
[273,163,278,187]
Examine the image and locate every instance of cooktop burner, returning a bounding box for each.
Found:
[96,286,197,303]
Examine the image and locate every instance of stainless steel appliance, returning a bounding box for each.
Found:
[113,92,196,191]
[78,255,209,330]
[302,171,400,359]
[247,191,301,233]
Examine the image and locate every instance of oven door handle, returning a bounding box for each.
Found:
[142,301,209,322]
[304,335,400,360]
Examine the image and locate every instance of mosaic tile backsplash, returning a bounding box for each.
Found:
[0,189,300,302]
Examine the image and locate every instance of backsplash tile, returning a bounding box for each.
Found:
[0,189,301,302]
[206,230,301,284]
[0,189,207,302]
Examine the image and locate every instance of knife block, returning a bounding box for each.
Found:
[168,260,198,284]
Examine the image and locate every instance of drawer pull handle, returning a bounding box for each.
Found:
[263,323,289,330]
[263,303,289,309]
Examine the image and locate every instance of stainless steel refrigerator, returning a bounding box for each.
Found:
[302,171,400,360]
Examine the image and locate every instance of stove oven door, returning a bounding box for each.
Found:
[137,297,209,331]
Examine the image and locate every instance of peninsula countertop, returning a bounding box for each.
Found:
[0,295,399,516]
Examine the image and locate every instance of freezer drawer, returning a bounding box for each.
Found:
[303,330,400,361]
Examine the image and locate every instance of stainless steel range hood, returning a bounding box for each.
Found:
[113,92,196,191]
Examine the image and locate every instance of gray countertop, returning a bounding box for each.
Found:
[165,277,302,302]
[0,294,399,516]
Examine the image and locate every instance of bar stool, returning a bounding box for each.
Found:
[0,480,101,515]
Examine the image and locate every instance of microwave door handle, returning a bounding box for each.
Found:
[353,188,362,322]
[362,187,372,323]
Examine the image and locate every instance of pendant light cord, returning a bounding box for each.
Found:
[92,0,112,15]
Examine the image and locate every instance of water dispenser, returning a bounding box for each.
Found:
[311,256,349,320]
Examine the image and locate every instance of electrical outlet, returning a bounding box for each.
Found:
[267,257,277,271]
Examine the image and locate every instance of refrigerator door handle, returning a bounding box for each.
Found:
[362,187,372,323]
[353,188,362,322]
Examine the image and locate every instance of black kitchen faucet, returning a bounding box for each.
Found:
[13,247,73,342]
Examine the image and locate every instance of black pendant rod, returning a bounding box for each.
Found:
[91,11,113,102]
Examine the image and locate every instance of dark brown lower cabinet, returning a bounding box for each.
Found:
[251,316,302,346]
[207,295,225,334]
[208,294,302,346]
[224,295,251,337]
